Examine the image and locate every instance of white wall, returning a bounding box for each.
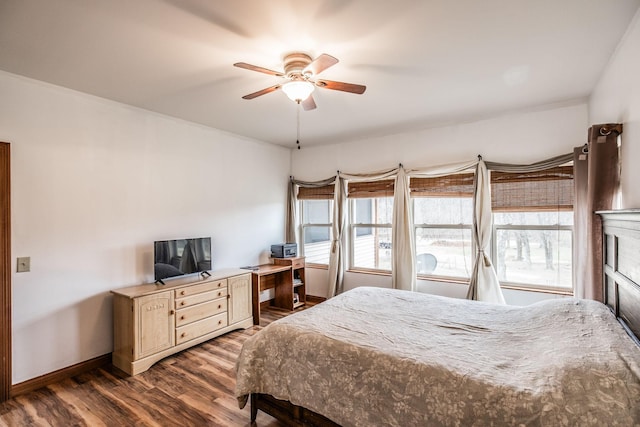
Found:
[589,9,640,208]
[0,71,290,384]
[292,102,587,180]
[294,103,588,303]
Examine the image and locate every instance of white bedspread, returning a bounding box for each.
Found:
[235,287,640,426]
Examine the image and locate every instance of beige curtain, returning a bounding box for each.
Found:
[573,123,622,301]
[392,167,415,291]
[466,161,505,304]
[328,176,347,297]
[484,152,573,173]
[285,179,297,244]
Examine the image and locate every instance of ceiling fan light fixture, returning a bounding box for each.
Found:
[281,80,315,102]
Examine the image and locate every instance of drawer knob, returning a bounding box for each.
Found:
[218,292,222,296]
[181,315,185,320]
[180,301,185,306]
[218,304,222,309]
[218,320,222,325]
[181,332,186,338]
[180,290,185,296]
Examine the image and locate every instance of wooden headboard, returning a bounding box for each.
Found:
[598,210,640,346]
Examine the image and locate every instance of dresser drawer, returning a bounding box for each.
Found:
[175,312,228,344]
[174,279,226,299]
[175,288,227,309]
[175,299,228,327]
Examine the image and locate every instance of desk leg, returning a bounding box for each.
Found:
[251,274,260,325]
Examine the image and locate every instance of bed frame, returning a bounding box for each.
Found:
[251,393,339,427]
[250,209,640,425]
[599,209,640,347]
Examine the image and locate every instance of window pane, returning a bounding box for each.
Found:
[414,198,473,224]
[355,199,372,236]
[494,211,573,226]
[353,226,392,271]
[375,197,393,224]
[303,226,332,264]
[495,228,572,288]
[355,199,372,224]
[304,226,330,244]
[416,228,473,278]
[354,197,393,224]
[303,200,331,224]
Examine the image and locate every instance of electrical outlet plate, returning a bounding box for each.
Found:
[17,257,30,273]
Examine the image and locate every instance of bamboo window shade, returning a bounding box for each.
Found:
[490,166,574,212]
[347,180,394,198]
[297,184,335,200]
[410,173,475,197]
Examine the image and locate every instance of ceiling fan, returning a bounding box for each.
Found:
[234,52,366,110]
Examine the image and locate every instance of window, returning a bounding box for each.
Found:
[298,185,333,265]
[414,198,473,278]
[493,212,572,289]
[349,180,394,272]
[411,173,475,279]
[351,197,393,271]
[490,166,574,291]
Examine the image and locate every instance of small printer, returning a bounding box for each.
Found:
[271,243,297,258]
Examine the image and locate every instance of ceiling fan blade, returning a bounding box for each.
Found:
[234,62,284,77]
[315,79,366,94]
[301,94,317,111]
[242,84,281,100]
[304,54,338,76]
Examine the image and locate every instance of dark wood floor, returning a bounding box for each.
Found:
[0,304,312,427]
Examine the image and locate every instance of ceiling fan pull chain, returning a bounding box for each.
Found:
[296,102,301,150]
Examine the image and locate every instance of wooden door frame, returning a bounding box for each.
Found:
[0,142,11,402]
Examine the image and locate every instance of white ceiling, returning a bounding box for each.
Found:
[1,0,639,148]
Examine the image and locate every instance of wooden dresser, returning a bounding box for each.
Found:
[111,269,252,375]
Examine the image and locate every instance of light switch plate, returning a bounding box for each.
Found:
[17,257,30,273]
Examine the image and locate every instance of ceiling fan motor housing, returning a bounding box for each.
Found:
[284,53,313,79]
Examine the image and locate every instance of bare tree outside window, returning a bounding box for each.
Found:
[494,212,572,289]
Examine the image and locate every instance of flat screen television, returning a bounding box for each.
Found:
[153,237,212,284]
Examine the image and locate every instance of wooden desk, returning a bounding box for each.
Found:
[251,264,291,325]
[251,257,306,325]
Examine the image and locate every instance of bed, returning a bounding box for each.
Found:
[235,210,640,426]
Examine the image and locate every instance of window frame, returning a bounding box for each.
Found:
[410,173,476,282]
[413,222,475,281]
[488,165,575,293]
[491,217,574,293]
